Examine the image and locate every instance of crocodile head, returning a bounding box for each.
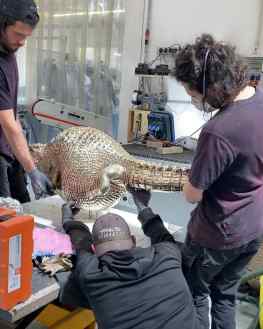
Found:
[29,143,126,213]
[29,143,62,190]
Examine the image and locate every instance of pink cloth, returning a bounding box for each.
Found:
[33,227,73,256]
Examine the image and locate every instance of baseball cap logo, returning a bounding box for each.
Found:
[98,227,123,241]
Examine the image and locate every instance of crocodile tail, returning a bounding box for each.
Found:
[126,159,190,192]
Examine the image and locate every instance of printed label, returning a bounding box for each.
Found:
[8,235,22,293]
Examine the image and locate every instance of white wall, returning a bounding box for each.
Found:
[149,0,261,57]
[118,0,262,142]
[118,0,146,143]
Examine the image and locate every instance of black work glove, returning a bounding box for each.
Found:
[28,168,54,199]
[128,187,151,213]
[62,201,80,226]
[62,202,93,253]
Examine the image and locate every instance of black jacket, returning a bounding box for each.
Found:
[60,208,197,329]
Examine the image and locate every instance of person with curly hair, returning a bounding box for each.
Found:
[173,34,263,329]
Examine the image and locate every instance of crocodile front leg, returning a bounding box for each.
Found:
[100,164,126,194]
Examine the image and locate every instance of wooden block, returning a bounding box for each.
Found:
[132,109,150,135]
[26,304,96,329]
[156,146,184,154]
[32,303,70,327]
[146,140,164,148]
[127,109,150,142]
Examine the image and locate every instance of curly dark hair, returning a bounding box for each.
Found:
[173,34,248,109]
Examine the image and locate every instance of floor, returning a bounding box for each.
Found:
[237,300,258,329]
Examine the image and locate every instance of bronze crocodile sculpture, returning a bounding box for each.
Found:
[30,127,189,213]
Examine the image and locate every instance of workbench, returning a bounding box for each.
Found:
[123,142,194,164]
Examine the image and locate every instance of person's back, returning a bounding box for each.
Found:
[189,87,263,248]
[60,202,197,329]
[76,240,195,329]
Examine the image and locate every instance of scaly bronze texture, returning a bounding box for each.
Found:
[30,127,189,213]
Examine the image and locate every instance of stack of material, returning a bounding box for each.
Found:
[26,304,96,329]
[146,140,184,154]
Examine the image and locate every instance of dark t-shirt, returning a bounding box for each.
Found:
[188,88,263,249]
[0,48,18,157]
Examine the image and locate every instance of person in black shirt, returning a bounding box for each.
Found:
[174,34,263,329]
[59,189,198,329]
[0,0,53,202]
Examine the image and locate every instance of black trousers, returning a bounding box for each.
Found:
[0,153,30,203]
[182,235,261,329]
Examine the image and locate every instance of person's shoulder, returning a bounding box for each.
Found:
[153,242,182,268]
[198,117,223,139]
[0,56,6,70]
[201,107,237,139]
[154,241,182,260]
[0,53,16,66]
[75,252,100,276]
[0,54,15,73]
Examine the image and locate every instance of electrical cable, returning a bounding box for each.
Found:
[139,0,147,62]
[189,110,216,138]
[187,48,213,138]
[147,42,181,66]
[148,54,162,66]
[189,123,206,138]
[202,48,211,110]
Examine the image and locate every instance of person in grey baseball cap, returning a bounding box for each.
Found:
[58,194,199,329]
[92,213,135,257]
[0,0,54,202]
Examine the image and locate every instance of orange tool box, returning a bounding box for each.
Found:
[0,208,34,310]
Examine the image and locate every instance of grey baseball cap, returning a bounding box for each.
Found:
[92,213,134,257]
[0,0,39,26]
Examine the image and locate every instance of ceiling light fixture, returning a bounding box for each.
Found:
[53,9,125,18]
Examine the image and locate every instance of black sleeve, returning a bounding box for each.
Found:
[0,68,13,110]
[58,272,92,309]
[138,207,176,245]
[63,220,93,254]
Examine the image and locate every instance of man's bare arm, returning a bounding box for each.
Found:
[183,181,203,204]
